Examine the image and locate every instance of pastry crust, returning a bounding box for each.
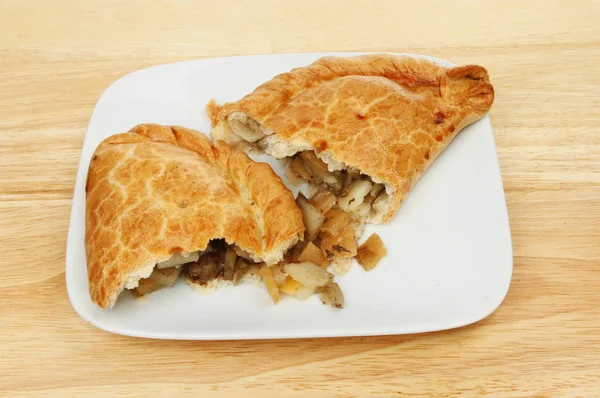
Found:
[209,54,494,222]
[85,124,304,308]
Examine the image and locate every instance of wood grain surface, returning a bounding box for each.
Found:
[1,0,600,396]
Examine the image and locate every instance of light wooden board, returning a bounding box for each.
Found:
[1,0,599,396]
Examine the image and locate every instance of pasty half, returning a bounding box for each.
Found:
[85,124,304,308]
[208,54,494,223]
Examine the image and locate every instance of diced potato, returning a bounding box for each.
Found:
[300,151,330,176]
[352,202,371,223]
[293,288,314,300]
[318,282,345,309]
[285,157,309,186]
[331,257,352,276]
[278,277,301,294]
[270,265,287,287]
[223,246,237,281]
[297,242,329,268]
[290,156,311,180]
[328,171,345,194]
[318,173,338,187]
[356,233,388,271]
[309,187,337,213]
[286,167,303,186]
[340,169,361,196]
[283,262,333,289]
[338,179,373,212]
[148,266,183,286]
[300,152,342,191]
[259,266,280,304]
[131,278,164,297]
[356,250,384,272]
[319,226,358,261]
[156,251,200,269]
[306,182,320,197]
[361,233,387,256]
[321,207,351,236]
[235,257,248,270]
[363,194,376,206]
[351,220,366,240]
[372,193,390,219]
[233,263,261,285]
[296,193,325,241]
[288,239,307,262]
[369,183,385,197]
[279,277,314,300]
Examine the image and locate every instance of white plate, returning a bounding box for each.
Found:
[66,52,512,339]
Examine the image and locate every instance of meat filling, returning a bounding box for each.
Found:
[187,251,225,283]
[131,239,256,297]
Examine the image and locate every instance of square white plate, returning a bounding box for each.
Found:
[66,52,512,339]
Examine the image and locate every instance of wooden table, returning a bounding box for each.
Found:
[2,1,599,396]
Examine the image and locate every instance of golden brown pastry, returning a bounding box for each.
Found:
[85,124,304,308]
[208,54,494,223]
